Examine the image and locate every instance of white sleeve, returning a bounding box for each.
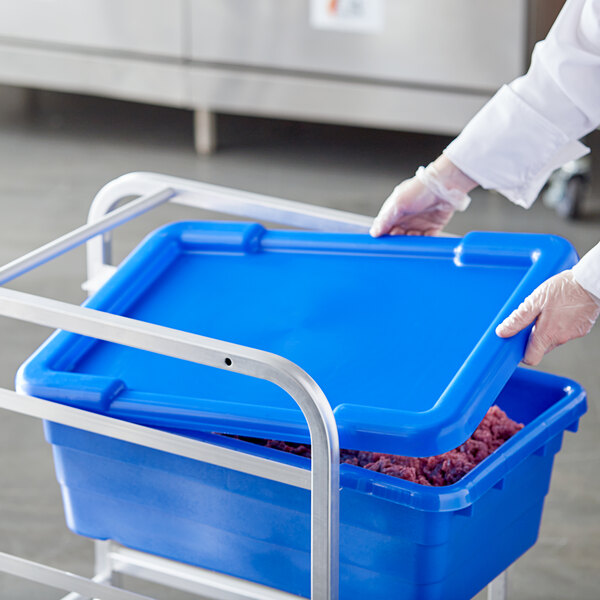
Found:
[573,242,600,300]
[444,0,600,208]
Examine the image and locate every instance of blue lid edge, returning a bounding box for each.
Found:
[16,224,582,459]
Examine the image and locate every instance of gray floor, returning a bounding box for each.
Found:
[0,85,598,600]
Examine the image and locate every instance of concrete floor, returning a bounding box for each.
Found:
[0,85,598,600]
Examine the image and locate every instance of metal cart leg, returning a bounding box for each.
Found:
[96,540,123,588]
[487,570,508,600]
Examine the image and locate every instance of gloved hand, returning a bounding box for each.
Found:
[370,159,474,237]
[496,270,600,365]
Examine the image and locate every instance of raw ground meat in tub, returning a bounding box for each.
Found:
[232,406,523,487]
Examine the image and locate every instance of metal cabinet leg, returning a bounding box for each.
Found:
[194,108,217,155]
[487,570,507,600]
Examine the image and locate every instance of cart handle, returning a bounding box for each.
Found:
[85,171,374,284]
[0,183,340,600]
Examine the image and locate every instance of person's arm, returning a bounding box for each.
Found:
[573,241,600,299]
[371,0,600,237]
[445,0,600,208]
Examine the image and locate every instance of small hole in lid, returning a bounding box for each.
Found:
[224,357,232,366]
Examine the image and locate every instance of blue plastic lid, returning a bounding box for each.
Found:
[17,222,578,456]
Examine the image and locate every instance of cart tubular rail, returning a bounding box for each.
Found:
[0,172,506,600]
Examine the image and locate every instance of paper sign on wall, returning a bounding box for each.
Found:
[310,0,384,33]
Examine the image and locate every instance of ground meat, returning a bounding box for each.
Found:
[229,406,523,487]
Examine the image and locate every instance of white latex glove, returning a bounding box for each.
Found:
[496,270,600,366]
[370,160,473,237]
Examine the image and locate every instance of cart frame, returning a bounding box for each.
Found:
[0,172,507,600]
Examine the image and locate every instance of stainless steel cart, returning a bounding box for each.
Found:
[0,172,507,600]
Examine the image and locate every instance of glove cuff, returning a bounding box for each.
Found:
[416,163,472,212]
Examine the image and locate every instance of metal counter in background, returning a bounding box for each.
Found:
[190,0,526,135]
[0,0,563,151]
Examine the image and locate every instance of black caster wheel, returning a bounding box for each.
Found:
[542,157,591,220]
[555,175,588,219]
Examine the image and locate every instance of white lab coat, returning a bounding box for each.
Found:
[444,0,600,299]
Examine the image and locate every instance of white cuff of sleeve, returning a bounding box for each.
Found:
[444,85,590,208]
[572,242,600,302]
